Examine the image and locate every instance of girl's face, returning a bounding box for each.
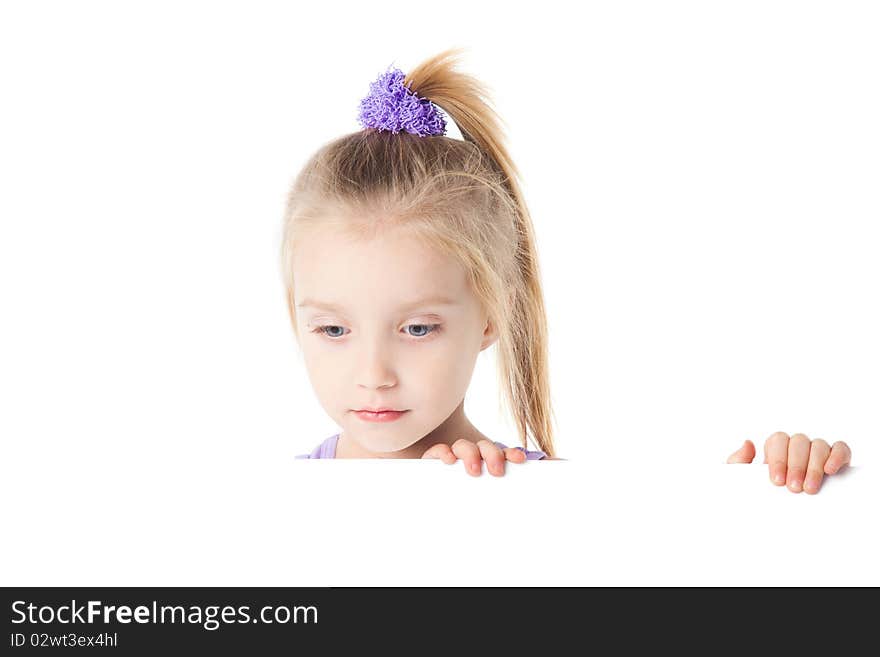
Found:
[292,226,498,455]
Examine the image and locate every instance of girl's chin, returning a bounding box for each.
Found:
[346,432,422,456]
[360,439,412,454]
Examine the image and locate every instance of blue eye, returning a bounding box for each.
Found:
[405,324,438,338]
[316,325,347,339]
[312,324,441,340]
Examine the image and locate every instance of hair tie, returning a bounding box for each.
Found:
[357,65,447,137]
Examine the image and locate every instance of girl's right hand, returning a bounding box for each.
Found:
[421,438,527,477]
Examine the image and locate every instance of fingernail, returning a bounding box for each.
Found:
[773,470,785,485]
[470,463,481,474]
[804,476,819,493]
[788,478,802,492]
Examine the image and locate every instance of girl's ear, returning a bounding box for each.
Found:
[480,318,499,351]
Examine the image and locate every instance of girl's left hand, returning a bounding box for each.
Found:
[726,432,852,494]
[422,438,527,477]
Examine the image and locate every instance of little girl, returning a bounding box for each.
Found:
[282,48,851,491]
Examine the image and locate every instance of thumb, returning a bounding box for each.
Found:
[726,439,756,464]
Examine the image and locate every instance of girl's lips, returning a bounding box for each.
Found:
[353,410,408,422]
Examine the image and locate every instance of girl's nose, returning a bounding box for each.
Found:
[356,346,398,390]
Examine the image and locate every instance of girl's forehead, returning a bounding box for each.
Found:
[299,223,426,252]
[297,267,465,304]
[295,229,461,282]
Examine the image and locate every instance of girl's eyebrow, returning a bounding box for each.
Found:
[297,296,458,312]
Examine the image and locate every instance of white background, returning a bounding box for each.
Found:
[1,1,877,586]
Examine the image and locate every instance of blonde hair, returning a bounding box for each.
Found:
[280,47,557,458]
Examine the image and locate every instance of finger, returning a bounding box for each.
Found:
[504,446,527,463]
[451,439,482,476]
[421,443,457,465]
[786,433,812,493]
[803,439,831,495]
[825,441,852,474]
[726,440,756,464]
[478,440,506,477]
[764,432,790,485]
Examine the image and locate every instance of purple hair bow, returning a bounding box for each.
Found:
[357,66,447,137]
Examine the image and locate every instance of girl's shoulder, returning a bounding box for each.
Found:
[295,433,340,459]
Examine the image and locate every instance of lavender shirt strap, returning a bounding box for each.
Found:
[493,441,547,460]
[294,434,339,459]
